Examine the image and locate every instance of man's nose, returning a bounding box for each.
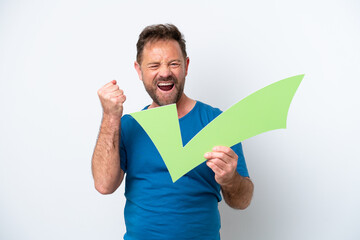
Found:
[159,65,171,78]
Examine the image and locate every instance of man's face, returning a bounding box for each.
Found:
[135,40,189,107]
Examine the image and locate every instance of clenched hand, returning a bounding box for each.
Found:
[97,80,126,118]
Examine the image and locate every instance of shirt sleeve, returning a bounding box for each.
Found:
[231,142,249,177]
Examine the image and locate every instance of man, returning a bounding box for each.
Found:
[92,24,254,239]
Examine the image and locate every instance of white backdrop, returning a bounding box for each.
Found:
[1,0,359,239]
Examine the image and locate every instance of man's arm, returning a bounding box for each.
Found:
[91,80,126,195]
[204,146,254,209]
[220,174,254,209]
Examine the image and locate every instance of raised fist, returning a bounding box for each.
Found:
[97,80,126,118]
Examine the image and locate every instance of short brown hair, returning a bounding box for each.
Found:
[136,24,187,64]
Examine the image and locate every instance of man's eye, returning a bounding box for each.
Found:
[170,63,180,67]
[149,65,159,69]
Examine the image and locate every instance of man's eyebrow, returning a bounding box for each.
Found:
[146,59,181,66]
[146,62,160,66]
[170,59,181,62]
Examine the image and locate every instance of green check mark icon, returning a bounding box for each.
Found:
[130,74,304,182]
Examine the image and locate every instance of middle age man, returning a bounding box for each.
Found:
[92,24,254,240]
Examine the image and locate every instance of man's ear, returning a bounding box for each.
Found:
[134,61,142,81]
[185,57,190,76]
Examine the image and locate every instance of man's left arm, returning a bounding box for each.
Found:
[204,146,254,209]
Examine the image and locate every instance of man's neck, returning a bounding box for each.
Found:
[175,94,196,119]
[149,94,196,119]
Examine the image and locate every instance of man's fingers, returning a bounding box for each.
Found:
[204,151,230,164]
[99,85,124,99]
[103,80,117,88]
[207,159,226,171]
[212,146,237,159]
[119,94,126,102]
[109,93,127,103]
[107,91,122,98]
[106,86,121,94]
[206,160,223,174]
[204,146,238,180]
[98,81,118,96]
[103,83,120,92]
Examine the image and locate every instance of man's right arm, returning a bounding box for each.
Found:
[91,80,126,194]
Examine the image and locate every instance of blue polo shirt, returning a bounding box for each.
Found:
[120,101,249,240]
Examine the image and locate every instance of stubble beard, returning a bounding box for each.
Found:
[143,76,185,106]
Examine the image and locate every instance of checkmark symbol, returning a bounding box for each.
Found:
[130,75,304,182]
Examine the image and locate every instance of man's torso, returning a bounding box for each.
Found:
[120,101,249,240]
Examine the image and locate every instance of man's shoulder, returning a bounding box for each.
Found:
[120,114,138,133]
[120,104,151,131]
[121,113,133,123]
[186,101,223,125]
[195,101,222,116]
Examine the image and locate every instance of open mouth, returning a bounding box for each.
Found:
[157,82,174,91]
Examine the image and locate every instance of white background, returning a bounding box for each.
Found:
[1,0,359,239]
